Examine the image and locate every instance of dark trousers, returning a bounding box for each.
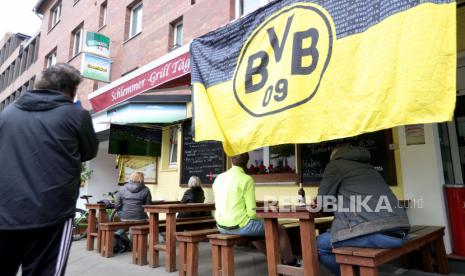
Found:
[0,218,73,276]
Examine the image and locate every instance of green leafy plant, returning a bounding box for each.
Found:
[80,163,93,185]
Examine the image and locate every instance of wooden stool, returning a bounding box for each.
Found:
[131,225,150,265]
[177,229,219,276]
[208,234,263,276]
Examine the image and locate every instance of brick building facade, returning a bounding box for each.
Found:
[31,0,239,110]
[0,32,40,111]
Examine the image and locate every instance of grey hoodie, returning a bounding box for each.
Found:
[317,147,410,243]
[115,181,152,221]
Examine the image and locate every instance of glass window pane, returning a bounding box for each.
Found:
[241,0,269,16]
[438,123,455,184]
[169,127,178,165]
[269,144,296,173]
[130,4,142,37]
[103,6,107,25]
[74,30,81,55]
[175,23,183,45]
[246,144,296,175]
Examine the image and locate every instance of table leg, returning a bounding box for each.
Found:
[86,209,96,251]
[148,213,160,268]
[300,218,319,276]
[98,208,106,223]
[359,267,378,276]
[212,244,221,276]
[264,218,281,276]
[165,213,177,272]
[433,237,449,274]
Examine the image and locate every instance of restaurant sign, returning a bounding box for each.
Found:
[89,51,190,113]
[80,53,111,82]
[83,31,110,58]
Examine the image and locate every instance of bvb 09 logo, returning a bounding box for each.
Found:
[233,3,334,117]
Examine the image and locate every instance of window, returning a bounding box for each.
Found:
[237,0,270,17]
[72,27,83,57]
[169,126,178,166]
[99,1,108,28]
[173,20,183,48]
[50,2,61,28]
[129,2,143,38]
[245,144,298,183]
[46,50,57,68]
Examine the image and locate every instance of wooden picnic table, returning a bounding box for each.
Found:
[143,203,216,272]
[85,203,107,251]
[256,205,333,276]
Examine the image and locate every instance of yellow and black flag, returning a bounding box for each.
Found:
[191,0,456,156]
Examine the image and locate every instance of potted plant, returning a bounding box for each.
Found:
[80,162,93,187]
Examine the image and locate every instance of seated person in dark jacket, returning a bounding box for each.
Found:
[177,176,211,218]
[315,144,410,275]
[115,172,152,221]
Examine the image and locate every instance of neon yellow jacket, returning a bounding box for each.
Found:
[212,166,258,228]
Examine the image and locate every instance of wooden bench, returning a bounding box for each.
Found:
[98,221,148,257]
[131,217,217,265]
[177,228,220,276]
[207,221,305,276]
[333,226,449,276]
[208,234,264,276]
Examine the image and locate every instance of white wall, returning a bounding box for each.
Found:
[397,124,452,253]
[76,141,120,209]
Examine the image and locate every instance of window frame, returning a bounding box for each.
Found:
[168,126,179,167]
[236,0,271,18]
[246,144,299,184]
[50,2,62,28]
[99,1,108,28]
[129,2,143,38]
[46,50,57,68]
[72,27,83,57]
[173,21,183,47]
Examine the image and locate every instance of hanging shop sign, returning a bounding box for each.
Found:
[83,31,110,58]
[80,53,111,82]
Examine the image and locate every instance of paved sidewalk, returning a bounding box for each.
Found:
[63,240,464,276]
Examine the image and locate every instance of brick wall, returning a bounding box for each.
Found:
[35,0,235,110]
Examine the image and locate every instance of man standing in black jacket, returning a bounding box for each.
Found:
[0,63,99,276]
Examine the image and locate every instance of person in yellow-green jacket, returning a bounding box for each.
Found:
[212,152,297,266]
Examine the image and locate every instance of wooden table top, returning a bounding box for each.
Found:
[151,200,181,205]
[85,203,106,209]
[144,203,215,213]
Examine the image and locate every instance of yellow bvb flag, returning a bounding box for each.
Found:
[190,0,456,156]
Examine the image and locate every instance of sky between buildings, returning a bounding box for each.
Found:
[0,0,42,39]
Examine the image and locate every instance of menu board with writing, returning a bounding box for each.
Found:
[300,130,396,186]
[180,120,225,185]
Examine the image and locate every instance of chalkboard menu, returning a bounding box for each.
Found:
[300,130,396,186]
[180,120,225,185]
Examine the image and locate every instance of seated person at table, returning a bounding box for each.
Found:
[177,176,211,219]
[115,172,152,221]
[213,152,297,266]
[315,144,410,275]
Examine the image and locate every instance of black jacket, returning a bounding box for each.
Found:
[115,181,152,221]
[177,186,210,218]
[317,147,410,243]
[0,90,98,230]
